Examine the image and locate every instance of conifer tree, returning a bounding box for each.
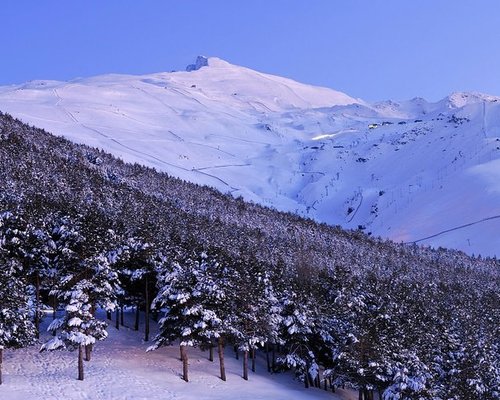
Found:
[114,237,157,340]
[226,258,281,381]
[0,211,35,384]
[150,251,228,382]
[40,214,120,380]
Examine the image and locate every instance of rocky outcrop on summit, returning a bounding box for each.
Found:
[186,55,209,72]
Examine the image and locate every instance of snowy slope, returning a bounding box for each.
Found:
[0,57,499,257]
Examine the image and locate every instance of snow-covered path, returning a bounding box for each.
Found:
[0,313,353,400]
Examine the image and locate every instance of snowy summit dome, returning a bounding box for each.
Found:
[444,92,500,108]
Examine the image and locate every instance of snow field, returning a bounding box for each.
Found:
[0,311,352,400]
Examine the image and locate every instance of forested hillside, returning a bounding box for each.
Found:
[0,112,498,399]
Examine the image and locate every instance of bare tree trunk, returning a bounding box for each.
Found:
[107,310,111,320]
[272,343,276,372]
[305,359,310,388]
[243,350,249,380]
[134,303,140,331]
[52,294,57,320]
[52,294,57,336]
[308,370,314,387]
[144,277,150,342]
[120,306,124,326]
[78,345,84,381]
[34,273,40,339]
[180,345,188,382]
[85,344,93,361]
[251,348,256,372]
[329,377,335,392]
[0,348,3,385]
[234,345,239,360]
[218,338,226,381]
[359,389,373,400]
[208,342,214,362]
[85,305,96,361]
[115,307,119,330]
[265,342,271,372]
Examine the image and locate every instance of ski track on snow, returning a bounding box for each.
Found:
[410,214,500,244]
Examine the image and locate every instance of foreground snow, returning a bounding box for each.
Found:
[0,313,353,400]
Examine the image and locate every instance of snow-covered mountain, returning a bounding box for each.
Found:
[1,56,499,256]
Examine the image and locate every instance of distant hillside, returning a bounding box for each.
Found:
[0,57,499,255]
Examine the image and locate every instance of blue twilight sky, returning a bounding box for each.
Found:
[2,1,500,102]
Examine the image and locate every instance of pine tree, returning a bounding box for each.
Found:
[21,211,75,338]
[113,237,157,340]
[225,257,281,381]
[0,263,35,384]
[382,352,430,400]
[0,211,35,384]
[149,251,228,382]
[279,285,319,388]
[40,213,120,380]
[40,252,119,380]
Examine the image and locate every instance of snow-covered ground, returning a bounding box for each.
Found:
[0,312,353,400]
[0,57,498,256]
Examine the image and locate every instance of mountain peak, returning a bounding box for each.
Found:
[443,91,500,108]
[186,55,209,72]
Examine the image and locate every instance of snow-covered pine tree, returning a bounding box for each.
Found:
[40,213,120,380]
[279,284,319,388]
[37,212,85,335]
[40,251,120,380]
[20,211,77,338]
[196,251,233,381]
[41,279,108,380]
[77,210,123,359]
[0,211,35,384]
[382,351,430,400]
[225,257,281,381]
[0,261,36,385]
[113,236,157,340]
[149,250,228,382]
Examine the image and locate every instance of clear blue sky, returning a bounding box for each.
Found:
[2,0,500,101]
